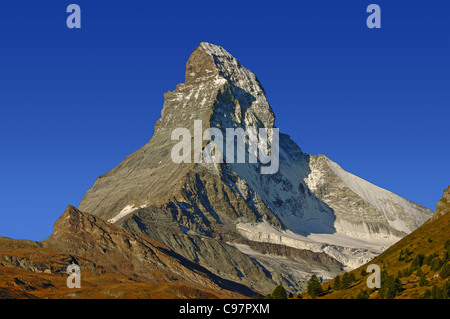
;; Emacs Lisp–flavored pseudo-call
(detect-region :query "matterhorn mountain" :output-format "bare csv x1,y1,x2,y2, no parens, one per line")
78,42,432,293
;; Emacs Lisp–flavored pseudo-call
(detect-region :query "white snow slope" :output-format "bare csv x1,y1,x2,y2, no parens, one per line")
232,153,432,270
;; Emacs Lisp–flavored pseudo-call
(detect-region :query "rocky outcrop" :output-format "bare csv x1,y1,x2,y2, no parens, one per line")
40,205,256,297
116,205,278,293
432,185,450,221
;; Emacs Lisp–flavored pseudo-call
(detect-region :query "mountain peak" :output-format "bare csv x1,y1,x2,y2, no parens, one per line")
199,41,230,55
158,42,275,134
185,42,267,98
184,43,220,84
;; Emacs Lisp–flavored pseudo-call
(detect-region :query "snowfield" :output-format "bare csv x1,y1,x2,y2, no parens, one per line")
236,221,386,270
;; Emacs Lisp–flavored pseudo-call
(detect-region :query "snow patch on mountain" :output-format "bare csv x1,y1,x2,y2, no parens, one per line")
107,205,137,224
324,156,428,232
107,203,148,224
236,221,385,269
229,242,337,289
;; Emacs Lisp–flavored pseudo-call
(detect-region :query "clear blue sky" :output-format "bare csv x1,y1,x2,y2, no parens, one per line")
0,0,449,241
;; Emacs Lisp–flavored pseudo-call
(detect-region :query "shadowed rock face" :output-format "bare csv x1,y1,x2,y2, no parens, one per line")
40,205,256,297
77,42,433,293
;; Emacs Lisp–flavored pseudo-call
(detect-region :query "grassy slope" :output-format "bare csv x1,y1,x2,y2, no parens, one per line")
0,238,244,299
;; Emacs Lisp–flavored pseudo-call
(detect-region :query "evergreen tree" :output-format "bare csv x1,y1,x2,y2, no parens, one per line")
443,250,449,263
307,275,323,299
440,263,450,279
405,267,410,277
271,284,288,299
416,267,423,277
341,273,352,289
398,249,405,261
431,257,443,272
431,285,443,299
379,275,401,299
425,253,437,266
403,247,412,261
443,281,450,299
419,273,428,287
411,254,425,270
349,273,356,282
445,239,450,252
356,289,369,299
326,285,332,293
401,267,412,277
425,254,432,266
333,275,341,290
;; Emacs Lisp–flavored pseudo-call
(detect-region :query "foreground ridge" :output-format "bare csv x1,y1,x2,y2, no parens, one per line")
311,186,449,299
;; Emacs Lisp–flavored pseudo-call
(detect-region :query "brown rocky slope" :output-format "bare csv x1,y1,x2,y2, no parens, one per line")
0,205,250,299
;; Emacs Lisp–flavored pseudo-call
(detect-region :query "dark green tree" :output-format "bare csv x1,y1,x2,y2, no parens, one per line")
356,289,369,299
443,250,449,263
402,247,412,261
307,275,323,298
341,273,352,289
431,257,443,272
440,263,450,279
398,249,406,261
379,275,401,299
425,253,437,266
419,273,428,287
349,273,356,282
411,254,425,271
333,275,341,290
445,239,450,252
431,285,443,299
401,266,413,277
326,284,332,294
271,284,288,299
416,267,423,277
443,281,450,299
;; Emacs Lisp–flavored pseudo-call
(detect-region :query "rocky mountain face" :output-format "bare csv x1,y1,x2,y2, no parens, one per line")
41,205,255,296
432,186,450,221
78,42,433,293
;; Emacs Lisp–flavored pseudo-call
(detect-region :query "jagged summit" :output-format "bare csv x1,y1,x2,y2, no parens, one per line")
162,42,275,133
186,42,267,97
